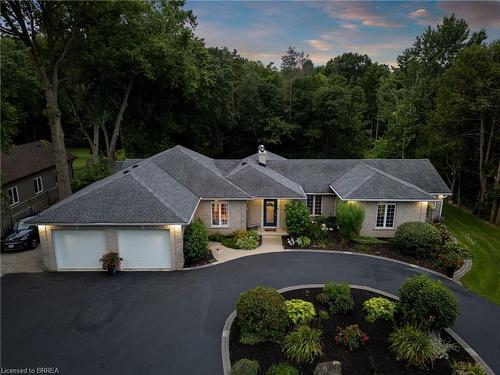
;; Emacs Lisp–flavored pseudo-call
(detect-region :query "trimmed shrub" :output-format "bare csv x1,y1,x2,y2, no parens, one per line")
285,201,311,237
285,299,316,326
315,293,330,305
318,310,330,320
323,282,354,314
389,325,434,368
336,203,365,241
335,324,369,350
394,222,441,258
451,361,486,375
397,274,459,330
183,218,210,262
296,236,312,248
231,359,260,375
283,325,323,364
236,286,289,344
208,232,226,242
306,221,330,244
265,363,299,375
235,231,260,250
363,297,396,323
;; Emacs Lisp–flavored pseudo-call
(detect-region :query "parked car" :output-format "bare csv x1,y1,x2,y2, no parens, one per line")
1,216,39,251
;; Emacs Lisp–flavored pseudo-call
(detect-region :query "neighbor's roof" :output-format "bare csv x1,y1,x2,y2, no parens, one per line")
1,140,75,184
30,145,450,225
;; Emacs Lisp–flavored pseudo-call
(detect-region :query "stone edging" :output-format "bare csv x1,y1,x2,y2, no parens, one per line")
453,259,472,283
221,284,493,375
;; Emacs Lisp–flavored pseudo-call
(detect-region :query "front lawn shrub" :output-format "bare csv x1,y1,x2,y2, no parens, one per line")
285,201,310,237
451,361,486,375
336,202,365,241
236,286,289,344
235,231,260,250
183,218,210,262
394,222,441,258
284,299,316,326
428,332,458,361
434,222,452,244
362,297,396,323
296,236,311,248
323,282,354,314
265,362,299,375
397,274,459,330
318,310,330,320
435,251,465,277
335,324,369,350
231,359,260,375
306,221,329,243
208,232,226,242
389,325,434,368
282,325,323,364
315,293,330,305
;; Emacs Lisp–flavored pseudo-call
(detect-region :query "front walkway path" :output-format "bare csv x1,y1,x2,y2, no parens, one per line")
210,235,284,263
2,252,499,375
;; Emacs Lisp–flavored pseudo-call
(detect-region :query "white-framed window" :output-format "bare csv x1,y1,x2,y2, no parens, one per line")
7,186,19,206
376,203,396,228
211,201,229,227
306,195,322,216
34,176,44,194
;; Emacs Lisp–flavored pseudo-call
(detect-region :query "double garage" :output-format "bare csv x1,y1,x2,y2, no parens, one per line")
48,227,176,270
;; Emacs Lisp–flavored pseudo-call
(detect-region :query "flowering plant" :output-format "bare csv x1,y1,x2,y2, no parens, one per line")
287,237,296,247
335,324,369,350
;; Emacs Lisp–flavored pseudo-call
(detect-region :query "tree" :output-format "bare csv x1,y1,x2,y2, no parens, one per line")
0,1,92,199
324,52,372,84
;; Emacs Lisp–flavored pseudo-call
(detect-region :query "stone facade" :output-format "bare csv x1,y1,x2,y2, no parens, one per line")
38,224,183,271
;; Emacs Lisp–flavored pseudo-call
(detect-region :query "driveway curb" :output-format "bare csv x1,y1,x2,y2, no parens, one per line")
221,284,494,375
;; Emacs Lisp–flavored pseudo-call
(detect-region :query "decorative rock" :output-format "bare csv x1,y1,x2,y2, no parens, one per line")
313,361,341,375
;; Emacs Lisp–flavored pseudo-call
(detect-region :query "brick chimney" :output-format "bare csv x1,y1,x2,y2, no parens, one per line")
258,145,266,166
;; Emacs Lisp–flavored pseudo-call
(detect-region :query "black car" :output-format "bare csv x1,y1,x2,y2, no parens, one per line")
1,216,39,251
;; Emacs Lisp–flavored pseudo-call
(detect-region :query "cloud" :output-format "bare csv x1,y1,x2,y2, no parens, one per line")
341,23,358,31
308,39,332,51
409,9,428,19
439,1,500,28
319,2,401,28
362,20,400,28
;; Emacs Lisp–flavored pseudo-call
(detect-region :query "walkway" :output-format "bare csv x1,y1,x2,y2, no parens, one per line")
2,252,499,375
210,235,284,263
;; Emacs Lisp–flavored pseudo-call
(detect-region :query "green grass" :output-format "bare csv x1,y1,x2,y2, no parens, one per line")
221,236,240,249
443,203,500,304
68,147,92,170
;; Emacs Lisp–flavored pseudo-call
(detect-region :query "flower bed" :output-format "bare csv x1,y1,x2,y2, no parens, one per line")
229,287,477,375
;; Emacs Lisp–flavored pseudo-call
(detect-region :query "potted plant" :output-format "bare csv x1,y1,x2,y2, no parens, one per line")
99,251,123,275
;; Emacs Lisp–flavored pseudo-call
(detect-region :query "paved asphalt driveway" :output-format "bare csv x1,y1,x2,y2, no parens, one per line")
2,252,499,375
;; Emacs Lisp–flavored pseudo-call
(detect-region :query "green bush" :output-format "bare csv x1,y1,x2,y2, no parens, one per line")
318,310,330,320
451,361,486,375
397,274,459,330
394,222,441,259
236,286,289,344
363,297,396,323
283,325,323,364
306,220,330,244
315,293,330,305
208,232,226,242
265,363,299,375
389,325,434,368
235,231,260,250
71,161,110,192
323,282,354,314
335,324,369,350
221,236,239,249
336,203,365,241
231,359,260,375
296,236,312,248
285,201,311,237
285,299,316,325
183,218,210,262
354,236,388,245
434,223,452,244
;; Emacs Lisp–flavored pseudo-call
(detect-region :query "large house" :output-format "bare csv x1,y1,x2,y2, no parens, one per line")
30,145,450,271
1,140,75,235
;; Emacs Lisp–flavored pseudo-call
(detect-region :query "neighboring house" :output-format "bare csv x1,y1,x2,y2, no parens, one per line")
1,140,75,235
30,145,450,272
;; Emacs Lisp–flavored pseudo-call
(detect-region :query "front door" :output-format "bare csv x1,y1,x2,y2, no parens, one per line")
263,199,278,227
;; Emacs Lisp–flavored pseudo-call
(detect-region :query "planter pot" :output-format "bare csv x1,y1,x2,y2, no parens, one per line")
106,267,118,275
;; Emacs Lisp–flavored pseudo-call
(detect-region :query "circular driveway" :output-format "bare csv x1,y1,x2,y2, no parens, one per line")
2,251,499,375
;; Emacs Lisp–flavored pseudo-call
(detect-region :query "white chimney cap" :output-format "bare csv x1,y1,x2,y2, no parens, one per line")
258,145,265,152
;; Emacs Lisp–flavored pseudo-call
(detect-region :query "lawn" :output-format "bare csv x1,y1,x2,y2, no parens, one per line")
443,203,500,304
68,147,92,170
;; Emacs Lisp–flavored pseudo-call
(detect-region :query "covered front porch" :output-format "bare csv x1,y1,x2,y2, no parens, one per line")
246,198,294,232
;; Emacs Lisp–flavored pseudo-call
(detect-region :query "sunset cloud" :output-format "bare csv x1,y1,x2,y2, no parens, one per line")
409,9,428,19
308,39,332,51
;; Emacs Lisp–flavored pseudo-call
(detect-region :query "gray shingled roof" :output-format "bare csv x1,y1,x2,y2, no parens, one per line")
30,145,450,225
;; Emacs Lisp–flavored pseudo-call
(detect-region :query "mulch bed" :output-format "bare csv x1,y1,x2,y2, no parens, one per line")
282,235,442,275
183,252,217,268
230,288,473,375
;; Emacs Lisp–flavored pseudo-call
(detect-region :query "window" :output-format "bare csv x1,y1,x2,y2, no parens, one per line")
7,186,19,206
376,203,396,228
211,201,228,226
306,195,322,215
34,176,43,194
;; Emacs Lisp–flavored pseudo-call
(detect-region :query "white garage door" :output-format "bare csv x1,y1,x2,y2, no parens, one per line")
117,230,171,269
53,230,107,269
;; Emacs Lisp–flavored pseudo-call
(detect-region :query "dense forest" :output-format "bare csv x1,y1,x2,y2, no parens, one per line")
1,1,499,224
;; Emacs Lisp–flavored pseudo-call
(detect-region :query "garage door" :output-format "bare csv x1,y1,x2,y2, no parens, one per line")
117,230,171,269
53,230,107,269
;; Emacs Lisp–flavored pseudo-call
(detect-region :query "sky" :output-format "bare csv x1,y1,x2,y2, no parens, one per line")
186,1,500,67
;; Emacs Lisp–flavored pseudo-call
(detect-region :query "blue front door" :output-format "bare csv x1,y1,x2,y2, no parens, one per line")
263,199,278,227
